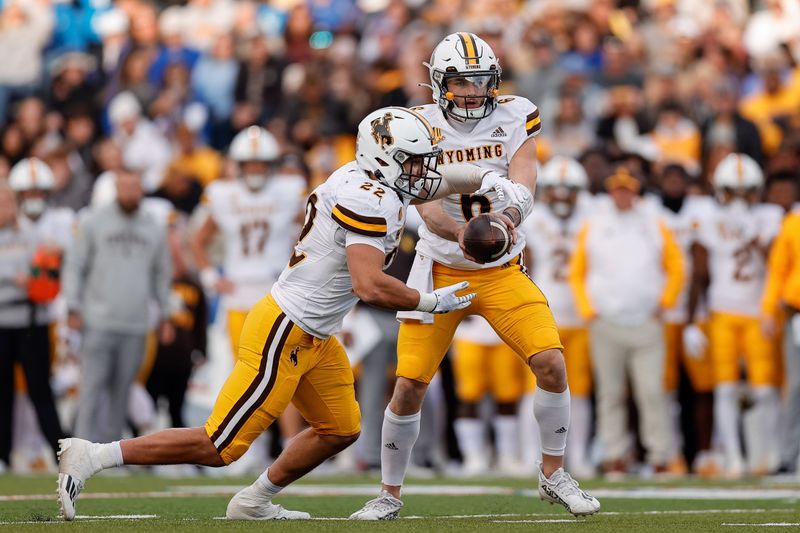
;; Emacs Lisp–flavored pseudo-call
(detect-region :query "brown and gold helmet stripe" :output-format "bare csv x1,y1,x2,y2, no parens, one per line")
458,32,480,66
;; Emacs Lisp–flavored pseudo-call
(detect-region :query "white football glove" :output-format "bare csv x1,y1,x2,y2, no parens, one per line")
416,281,476,314
477,172,524,204
682,324,708,359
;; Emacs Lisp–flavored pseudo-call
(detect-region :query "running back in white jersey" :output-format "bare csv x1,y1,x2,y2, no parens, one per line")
523,205,585,328
412,97,541,270
271,162,408,339
204,175,305,309
652,195,713,324
696,202,783,317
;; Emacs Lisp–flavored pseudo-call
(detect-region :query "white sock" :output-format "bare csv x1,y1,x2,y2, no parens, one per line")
454,417,485,460
714,383,743,467
518,393,541,470
254,468,283,501
381,407,420,487
567,395,591,468
750,386,780,471
534,386,570,457
92,441,124,469
492,415,519,460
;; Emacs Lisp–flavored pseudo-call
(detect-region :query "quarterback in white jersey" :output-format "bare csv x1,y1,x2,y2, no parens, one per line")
192,126,305,359
56,106,525,522
693,153,783,476
353,32,598,522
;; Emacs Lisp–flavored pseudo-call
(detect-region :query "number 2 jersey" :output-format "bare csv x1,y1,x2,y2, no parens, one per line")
412,97,541,270
204,175,305,310
695,202,783,317
271,161,409,339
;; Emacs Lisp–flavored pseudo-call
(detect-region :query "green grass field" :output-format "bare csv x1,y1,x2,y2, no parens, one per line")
1,473,798,532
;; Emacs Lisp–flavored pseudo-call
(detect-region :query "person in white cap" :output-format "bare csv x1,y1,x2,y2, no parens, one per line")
107,91,172,192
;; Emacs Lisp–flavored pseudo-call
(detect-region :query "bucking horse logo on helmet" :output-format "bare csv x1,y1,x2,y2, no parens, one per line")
371,112,394,149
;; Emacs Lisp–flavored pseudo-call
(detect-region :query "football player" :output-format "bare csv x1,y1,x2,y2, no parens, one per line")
352,33,599,520
691,153,783,477
523,156,593,478
192,126,305,360
55,106,520,521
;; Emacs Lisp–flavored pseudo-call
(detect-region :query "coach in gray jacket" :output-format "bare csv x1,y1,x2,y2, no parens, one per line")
62,171,173,442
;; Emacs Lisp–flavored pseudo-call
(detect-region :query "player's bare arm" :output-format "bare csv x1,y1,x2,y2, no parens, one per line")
191,214,233,294
347,243,474,313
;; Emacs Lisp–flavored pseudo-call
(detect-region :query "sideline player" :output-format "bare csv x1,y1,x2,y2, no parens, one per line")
351,33,599,520
523,156,593,478
192,126,305,359
56,106,520,521
691,153,783,477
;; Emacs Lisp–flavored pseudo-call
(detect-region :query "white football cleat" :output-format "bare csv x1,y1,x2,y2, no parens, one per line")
349,490,403,520
56,438,103,521
226,485,310,520
538,465,600,516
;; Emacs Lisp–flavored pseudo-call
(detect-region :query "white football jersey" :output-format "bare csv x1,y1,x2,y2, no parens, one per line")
28,207,75,250
523,205,585,328
272,162,409,339
412,97,541,270
205,175,305,310
651,195,713,324
696,202,783,317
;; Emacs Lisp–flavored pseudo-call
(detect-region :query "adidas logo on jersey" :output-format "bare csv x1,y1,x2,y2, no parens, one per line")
555,426,567,434
491,126,507,138
385,442,399,450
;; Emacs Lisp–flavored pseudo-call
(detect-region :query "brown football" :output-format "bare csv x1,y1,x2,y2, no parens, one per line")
462,214,511,264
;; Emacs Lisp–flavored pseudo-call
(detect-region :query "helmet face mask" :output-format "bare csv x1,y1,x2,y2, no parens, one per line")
427,33,502,122
356,107,443,201
390,150,442,200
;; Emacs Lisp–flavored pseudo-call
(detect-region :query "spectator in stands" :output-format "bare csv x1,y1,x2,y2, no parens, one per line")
107,91,172,192
191,32,238,149
62,170,173,442
570,166,684,476
233,33,286,129
701,79,763,170
0,0,54,127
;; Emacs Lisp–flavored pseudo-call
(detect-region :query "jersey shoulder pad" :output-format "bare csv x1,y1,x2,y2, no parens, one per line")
497,95,540,137
331,181,397,238
202,180,235,208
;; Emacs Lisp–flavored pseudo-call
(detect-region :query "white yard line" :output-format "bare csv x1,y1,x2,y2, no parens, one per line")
722,524,800,528
3,484,800,502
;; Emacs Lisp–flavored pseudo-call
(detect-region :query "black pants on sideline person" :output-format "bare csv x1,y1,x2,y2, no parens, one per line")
0,325,65,465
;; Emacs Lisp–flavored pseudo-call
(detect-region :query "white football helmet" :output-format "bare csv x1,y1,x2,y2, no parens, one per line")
8,158,55,192
712,153,763,210
539,156,587,218
425,32,502,122
355,107,443,200
229,126,280,190
229,126,280,163
539,156,589,190
712,153,764,191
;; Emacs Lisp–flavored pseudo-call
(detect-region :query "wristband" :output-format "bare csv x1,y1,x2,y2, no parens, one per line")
415,291,438,313
502,207,522,227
